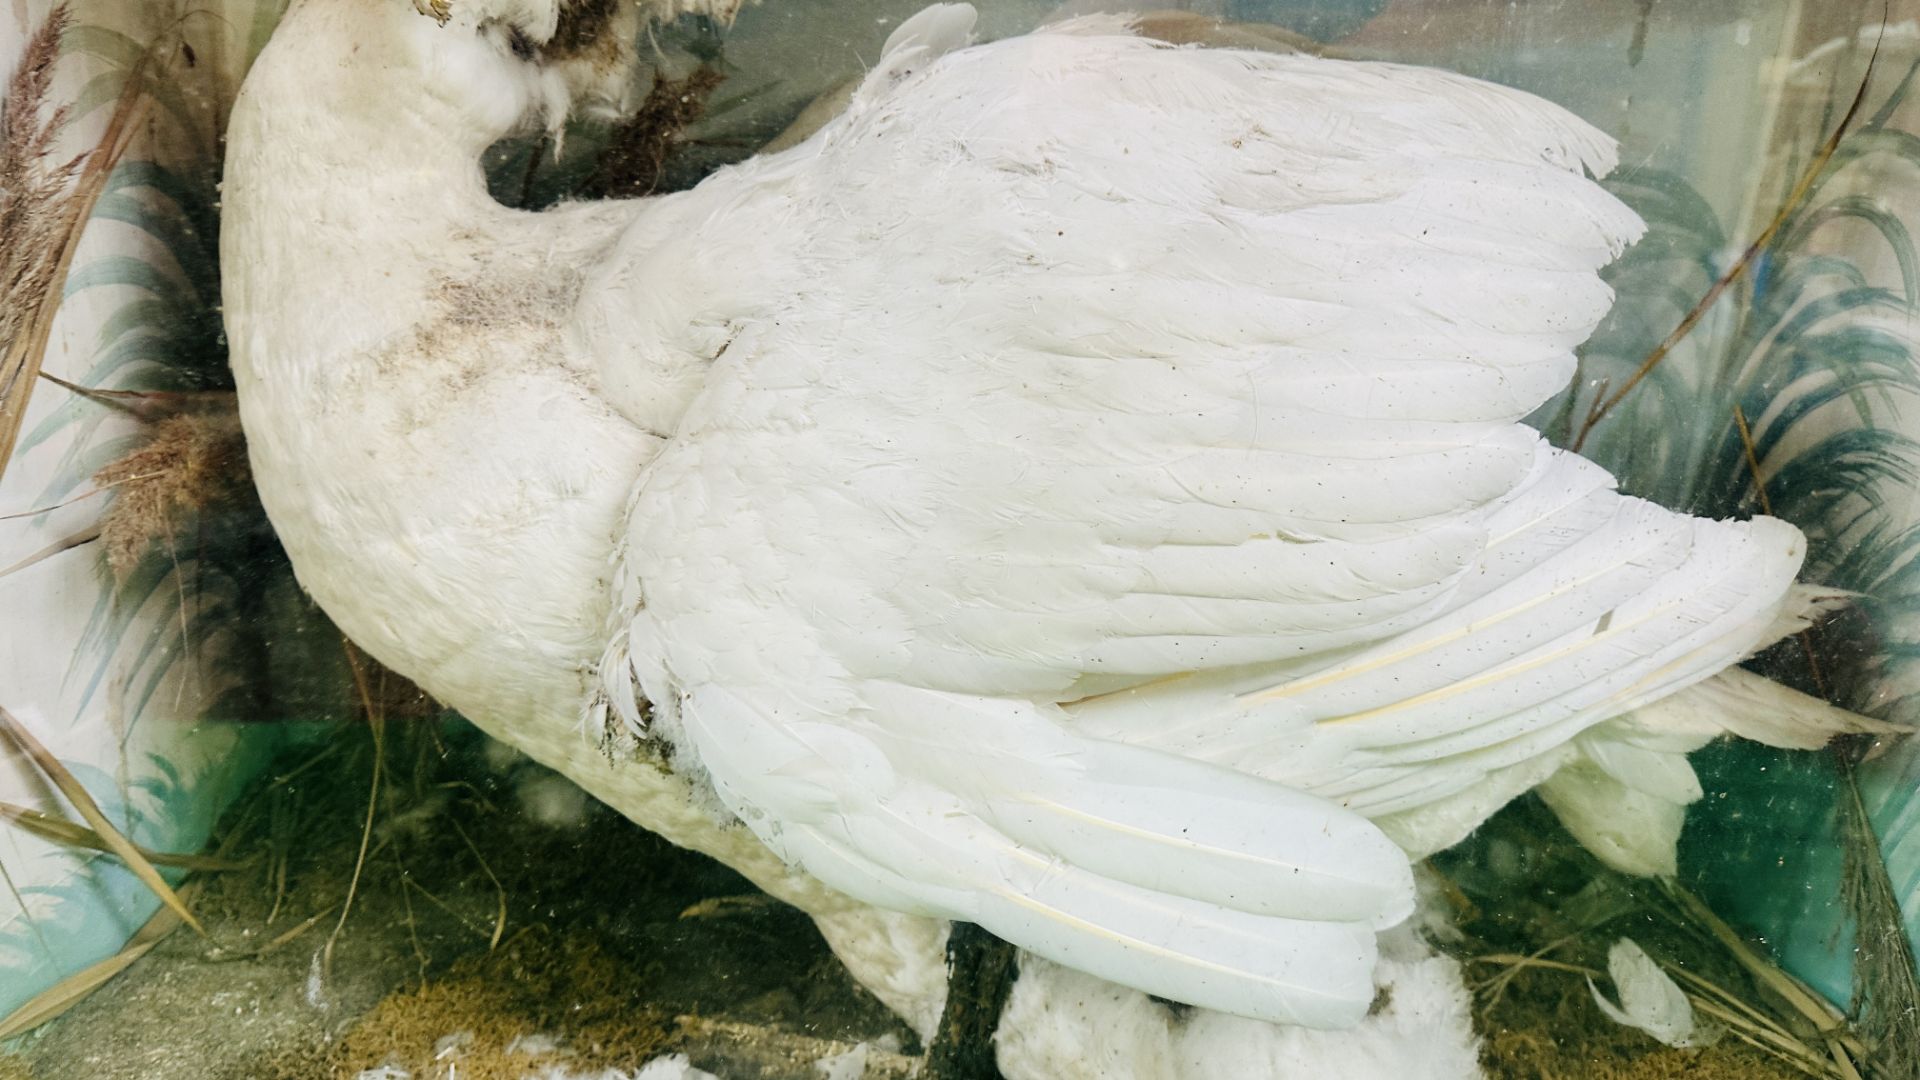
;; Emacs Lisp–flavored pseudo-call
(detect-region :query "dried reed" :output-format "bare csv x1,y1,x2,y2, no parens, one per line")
0,704,203,935
1838,757,1920,1078
0,5,82,442
0,2,152,484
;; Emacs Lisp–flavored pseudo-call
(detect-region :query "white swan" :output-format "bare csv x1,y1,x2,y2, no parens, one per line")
222,0,1878,1070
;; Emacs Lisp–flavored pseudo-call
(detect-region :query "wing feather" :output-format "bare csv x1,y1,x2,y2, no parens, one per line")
606,6,1807,1025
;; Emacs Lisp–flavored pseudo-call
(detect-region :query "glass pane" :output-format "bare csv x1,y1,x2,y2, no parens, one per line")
3,2,1915,1077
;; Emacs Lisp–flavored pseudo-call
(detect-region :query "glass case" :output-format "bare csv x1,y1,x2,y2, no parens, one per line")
2,2,1917,1078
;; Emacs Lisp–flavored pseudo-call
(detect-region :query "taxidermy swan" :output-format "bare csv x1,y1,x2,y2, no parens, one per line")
222,0,1885,1058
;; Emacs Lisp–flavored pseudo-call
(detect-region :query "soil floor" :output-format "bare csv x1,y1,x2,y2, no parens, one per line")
0,725,1821,1079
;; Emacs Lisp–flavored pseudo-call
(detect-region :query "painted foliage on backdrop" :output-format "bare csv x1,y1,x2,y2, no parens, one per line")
0,0,296,1022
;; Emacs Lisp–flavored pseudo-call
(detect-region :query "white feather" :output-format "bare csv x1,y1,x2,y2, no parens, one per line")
1589,939,1720,1049
222,0,1887,1040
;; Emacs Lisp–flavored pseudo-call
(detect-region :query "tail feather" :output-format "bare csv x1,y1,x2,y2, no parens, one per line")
1537,756,1691,877
1541,654,1907,877
1633,665,1902,751
684,680,1416,1028
1762,583,1855,644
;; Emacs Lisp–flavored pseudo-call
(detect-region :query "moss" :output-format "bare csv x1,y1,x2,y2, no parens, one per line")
319,927,674,1080
1479,966,1806,1079
12,725,905,1080
1440,798,1846,1080
19,725,1842,1080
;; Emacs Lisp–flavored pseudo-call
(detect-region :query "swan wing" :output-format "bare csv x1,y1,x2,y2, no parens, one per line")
607,7,1754,1027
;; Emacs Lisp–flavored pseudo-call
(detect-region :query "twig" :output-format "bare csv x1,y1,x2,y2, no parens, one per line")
1661,880,1860,1048
1475,950,1851,1078
322,640,386,980
1733,403,1771,515
1732,401,1830,696
1570,29,1886,452
392,846,429,982
1684,994,1849,1078
400,876,495,942
0,778,257,1037
0,799,245,870
264,786,290,926
206,904,338,963
0,853,54,964
262,906,335,954
1663,965,1860,1079
0,521,103,578
1469,953,1600,979
35,371,229,417
268,740,344,789
447,815,507,950
0,481,124,521
1474,929,1586,1013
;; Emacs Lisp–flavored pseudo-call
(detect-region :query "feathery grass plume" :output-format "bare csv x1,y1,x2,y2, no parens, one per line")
91,408,248,579
0,2,150,486
0,4,82,459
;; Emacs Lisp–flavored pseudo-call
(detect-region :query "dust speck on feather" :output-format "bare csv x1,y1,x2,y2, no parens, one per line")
359,265,590,432
432,266,585,333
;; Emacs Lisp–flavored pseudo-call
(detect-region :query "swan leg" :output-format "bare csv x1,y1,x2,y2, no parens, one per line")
925,922,1021,1079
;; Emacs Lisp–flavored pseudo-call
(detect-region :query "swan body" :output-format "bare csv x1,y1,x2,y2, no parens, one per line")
224,0,1880,1055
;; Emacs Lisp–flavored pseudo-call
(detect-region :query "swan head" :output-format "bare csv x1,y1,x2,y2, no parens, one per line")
379,0,642,146
295,0,637,151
